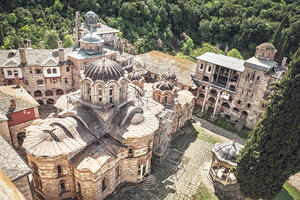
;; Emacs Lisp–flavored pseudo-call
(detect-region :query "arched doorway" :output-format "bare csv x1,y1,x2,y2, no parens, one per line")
241,111,248,121
45,90,53,96
17,132,26,147
37,99,44,105
34,90,42,97
47,99,55,104
56,89,64,96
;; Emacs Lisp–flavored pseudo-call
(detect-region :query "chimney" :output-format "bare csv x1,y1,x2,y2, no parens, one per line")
10,99,16,111
214,44,219,54
40,41,45,49
75,11,81,46
58,48,65,63
58,40,63,48
14,74,20,88
19,48,27,64
28,40,31,48
23,39,28,49
224,45,229,56
281,57,287,67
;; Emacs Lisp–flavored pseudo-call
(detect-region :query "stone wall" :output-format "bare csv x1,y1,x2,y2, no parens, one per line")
13,176,33,200
0,120,11,144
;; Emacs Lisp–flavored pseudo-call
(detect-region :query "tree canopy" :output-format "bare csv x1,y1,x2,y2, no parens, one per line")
236,48,300,199
44,30,58,49
227,48,244,59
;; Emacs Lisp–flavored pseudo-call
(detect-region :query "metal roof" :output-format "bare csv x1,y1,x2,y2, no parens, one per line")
196,52,245,72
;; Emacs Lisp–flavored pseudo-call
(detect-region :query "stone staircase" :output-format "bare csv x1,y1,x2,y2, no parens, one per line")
140,175,157,190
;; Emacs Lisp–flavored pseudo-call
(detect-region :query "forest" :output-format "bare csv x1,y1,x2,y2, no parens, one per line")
0,0,299,60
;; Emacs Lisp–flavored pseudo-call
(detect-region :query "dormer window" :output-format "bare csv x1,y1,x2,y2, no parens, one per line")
53,68,57,74
47,68,52,74
7,70,12,75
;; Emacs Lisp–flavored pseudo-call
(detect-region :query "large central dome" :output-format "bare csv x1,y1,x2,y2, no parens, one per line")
84,58,125,82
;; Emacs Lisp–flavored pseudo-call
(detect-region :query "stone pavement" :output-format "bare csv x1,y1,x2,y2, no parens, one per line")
109,123,230,200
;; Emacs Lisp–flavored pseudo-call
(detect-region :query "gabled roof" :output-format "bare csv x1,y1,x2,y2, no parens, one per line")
0,85,39,121
0,135,31,181
196,52,245,72
4,59,18,67
41,58,58,66
135,51,197,86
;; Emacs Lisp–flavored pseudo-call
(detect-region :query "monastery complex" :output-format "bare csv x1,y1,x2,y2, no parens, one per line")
0,11,288,200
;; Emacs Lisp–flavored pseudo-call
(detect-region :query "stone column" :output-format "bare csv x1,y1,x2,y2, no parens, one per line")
201,86,209,113
213,90,221,117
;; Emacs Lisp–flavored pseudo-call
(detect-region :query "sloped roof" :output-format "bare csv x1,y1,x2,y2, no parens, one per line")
196,52,245,72
244,57,278,71
212,141,243,166
0,85,39,121
0,48,73,67
177,90,195,105
135,51,197,86
0,135,31,181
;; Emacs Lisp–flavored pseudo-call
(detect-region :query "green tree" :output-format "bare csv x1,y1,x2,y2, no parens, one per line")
44,30,59,49
7,13,17,24
191,43,223,58
227,48,243,59
63,34,74,48
181,37,194,55
236,48,300,200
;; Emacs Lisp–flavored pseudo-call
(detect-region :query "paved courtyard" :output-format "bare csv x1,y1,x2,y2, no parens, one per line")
109,120,233,200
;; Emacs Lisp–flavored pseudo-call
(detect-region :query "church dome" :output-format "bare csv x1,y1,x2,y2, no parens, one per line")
84,58,125,82
85,11,97,17
160,72,177,81
80,33,103,43
128,73,142,81
257,42,276,51
154,81,174,91
212,141,242,164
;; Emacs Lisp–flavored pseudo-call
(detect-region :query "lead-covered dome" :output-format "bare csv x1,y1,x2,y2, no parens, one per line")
84,58,125,82
80,33,103,43
160,71,177,81
128,73,142,81
212,141,242,165
154,80,174,91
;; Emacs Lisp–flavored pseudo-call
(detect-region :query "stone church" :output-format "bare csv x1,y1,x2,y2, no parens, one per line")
22,56,195,199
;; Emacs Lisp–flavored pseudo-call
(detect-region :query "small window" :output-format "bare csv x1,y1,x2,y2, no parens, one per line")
57,166,62,177
128,147,133,158
47,68,52,74
24,80,29,85
202,86,205,89
109,88,113,96
233,107,239,112
115,166,120,179
51,79,56,84
261,52,265,59
238,100,241,104
199,64,204,70
66,67,70,72
247,103,251,108
7,70,12,75
102,178,107,192
13,70,18,75
65,78,68,83
99,97,102,102
35,69,42,74
52,68,57,74
225,114,231,120
60,180,66,191
199,93,205,98
37,80,44,85
30,68,33,74
208,66,212,72
257,76,260,81
110,97,113,103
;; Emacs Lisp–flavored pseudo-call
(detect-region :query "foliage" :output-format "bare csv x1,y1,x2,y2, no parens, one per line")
0,0,299,60
227,48,244,59
44,30,59,49
63,34,74,48
181,36,194,55
274,183,300,200
236,48,300,199
191,183,218,200
191,43,224,58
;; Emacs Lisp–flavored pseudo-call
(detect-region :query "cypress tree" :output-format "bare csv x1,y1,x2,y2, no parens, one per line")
236,48,300,200
271,16,288,59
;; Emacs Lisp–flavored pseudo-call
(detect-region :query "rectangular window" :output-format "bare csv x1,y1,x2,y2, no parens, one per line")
102,178,107,191
109,89,113,96
65,78,68,84
110,97,113,103
7,70,12,75
52,79,56,84
115,166,120,179
13,70,18,75
35,69,42,74
66,67,70,72
30,68,33,74
128,147,133,158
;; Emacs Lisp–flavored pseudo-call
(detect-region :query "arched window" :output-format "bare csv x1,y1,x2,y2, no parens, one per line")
233,107,239,112
17,132,26,147
47,99,55,104
199,64,204,70
56,89,64,95
138,162,141,176
229,85,235,92
237,100,241,104
199,93,205,98
57,166,62,177
128,147,133,158
37,79,44,85
247,103,251,108
221,102,230,108
208,66,212,72
202,76,209,82
102,177,107,191
34,90,42,97
210,89,217,96
109,86,113,96
77,182,81,194
52,68,57,74
45,90,53,96
47,68,52,74
37,99,44,105
257,76,260,81
60,180,66,192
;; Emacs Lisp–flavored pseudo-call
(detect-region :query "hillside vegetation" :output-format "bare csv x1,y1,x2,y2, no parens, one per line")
0,0,299,59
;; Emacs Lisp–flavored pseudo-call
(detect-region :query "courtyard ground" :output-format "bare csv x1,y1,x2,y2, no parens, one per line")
109,118,300,200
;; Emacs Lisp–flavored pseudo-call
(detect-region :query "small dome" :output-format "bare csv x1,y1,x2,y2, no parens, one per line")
257,42,276,51
128,73,142,81
212,141,242,164
84,58,125,82
80,33,103,43
154,81,174,91
85,11,97,17
160,72,177,81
